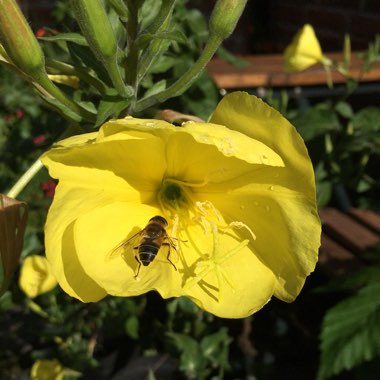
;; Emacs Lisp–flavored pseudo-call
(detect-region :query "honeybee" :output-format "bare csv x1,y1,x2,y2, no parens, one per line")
106,215,178,277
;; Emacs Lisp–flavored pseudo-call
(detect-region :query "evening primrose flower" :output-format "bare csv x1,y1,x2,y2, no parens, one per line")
284,24,324,72
31,359,64,380
19,255,57,298
41,92,321,318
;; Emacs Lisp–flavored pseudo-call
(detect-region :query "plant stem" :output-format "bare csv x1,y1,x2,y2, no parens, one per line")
6,158,43,199
34,71,96,122
134,34,223,113
125,1,140,96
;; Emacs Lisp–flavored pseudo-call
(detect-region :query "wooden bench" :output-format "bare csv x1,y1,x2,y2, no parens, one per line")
207,52,380,89
318,208,380,278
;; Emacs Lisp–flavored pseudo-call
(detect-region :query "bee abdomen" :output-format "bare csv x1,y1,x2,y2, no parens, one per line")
138,244,159,266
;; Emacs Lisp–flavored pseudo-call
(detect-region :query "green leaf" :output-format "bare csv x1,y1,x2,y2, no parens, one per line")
352,107,380,133
124,315,139,339
316,181,332,207
40,95,82,123
167,332,206,378
96,92,130,127
200,327,231,368
40,33,88,46
335,101,354,119
318,282,380,380
136,30,187,49
217,46,249,68
142,79,166,98
293,107,341,141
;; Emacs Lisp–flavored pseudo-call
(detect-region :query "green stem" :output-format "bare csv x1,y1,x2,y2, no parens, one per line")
103,56,133,97
134,34,223,113
34,71,96,122
46,59,107,94
6,158,43,199
125,1,140,102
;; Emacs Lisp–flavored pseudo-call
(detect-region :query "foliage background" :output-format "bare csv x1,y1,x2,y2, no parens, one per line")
1,1,380,379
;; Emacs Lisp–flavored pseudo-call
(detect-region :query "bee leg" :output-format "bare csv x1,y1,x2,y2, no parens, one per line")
134,255,141,278
162,243,177,271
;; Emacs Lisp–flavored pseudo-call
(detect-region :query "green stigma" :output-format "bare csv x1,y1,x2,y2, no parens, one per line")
158,179,192,217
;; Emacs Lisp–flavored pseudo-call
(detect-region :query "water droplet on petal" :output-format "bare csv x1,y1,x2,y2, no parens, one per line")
146,122,154,127
269,186,274,191
265,205,271,212
125,115,133,119
240,204,245,210
261,154,269,164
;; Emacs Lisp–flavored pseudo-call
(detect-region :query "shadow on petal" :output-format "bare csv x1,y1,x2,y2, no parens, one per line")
62,221,107,302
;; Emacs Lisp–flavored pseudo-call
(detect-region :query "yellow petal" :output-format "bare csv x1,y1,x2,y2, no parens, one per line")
195,179,319,302
73,202,184,298
180,223,276,318
164,122,284,184
284,24,323,71
41,130,166,193
31,359,64,380
44,183,121,301
19,255,57,298
211,92,317,196
208,92,320,301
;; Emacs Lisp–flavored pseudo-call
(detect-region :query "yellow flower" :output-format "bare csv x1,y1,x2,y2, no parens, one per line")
284,24,323,72
41,92,321,318
19,255,58,298
31,359,64,380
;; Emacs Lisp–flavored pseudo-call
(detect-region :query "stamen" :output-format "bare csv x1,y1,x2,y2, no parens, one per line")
183,221,249,302
225,221,256,240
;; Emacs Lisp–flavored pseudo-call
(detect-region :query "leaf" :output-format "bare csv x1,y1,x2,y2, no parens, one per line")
167,332,206,378
200,327,231,368
39,33,88,46
67,42,113,87
96,92,130,127
217,46,249,68
335,101,354,119
316,181,332,207
352,107,380,133
136,30,187,49
124,315,139,339
292,107,341,141
142,80,166,98
318,282,380,380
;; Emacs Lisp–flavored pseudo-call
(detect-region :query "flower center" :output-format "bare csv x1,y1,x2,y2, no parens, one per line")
158,179,191,217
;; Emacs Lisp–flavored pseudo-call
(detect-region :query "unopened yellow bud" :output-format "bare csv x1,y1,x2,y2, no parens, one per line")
31,359,64,380
0,194,28,295
209,0,248,39
0,0,45,76
19,255,57,298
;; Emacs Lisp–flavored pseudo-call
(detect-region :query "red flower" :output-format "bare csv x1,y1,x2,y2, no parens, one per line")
41,180,56,198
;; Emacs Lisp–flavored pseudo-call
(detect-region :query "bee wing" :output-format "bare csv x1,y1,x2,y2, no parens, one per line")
105,231,142,261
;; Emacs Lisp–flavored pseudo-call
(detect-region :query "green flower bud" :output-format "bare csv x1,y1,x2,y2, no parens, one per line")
71,0,132,97
209,0,248,39
0,0,45,76
71,0,118,61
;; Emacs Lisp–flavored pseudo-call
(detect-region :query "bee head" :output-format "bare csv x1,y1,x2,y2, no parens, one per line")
149,215,168,226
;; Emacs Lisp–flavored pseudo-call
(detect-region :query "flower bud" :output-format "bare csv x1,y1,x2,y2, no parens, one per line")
31,359,64,380
209,0,248,39
19,255,57,298
71,0,118,61
0,194,28,295
284,24,323,72
0,0,45,76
